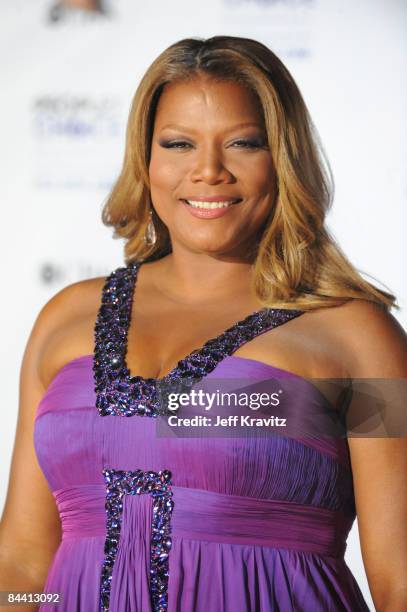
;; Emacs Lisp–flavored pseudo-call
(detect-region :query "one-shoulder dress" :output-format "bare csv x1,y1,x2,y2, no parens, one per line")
33,261,371,611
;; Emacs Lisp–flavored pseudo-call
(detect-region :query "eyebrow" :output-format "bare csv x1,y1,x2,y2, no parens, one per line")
158,122,264,134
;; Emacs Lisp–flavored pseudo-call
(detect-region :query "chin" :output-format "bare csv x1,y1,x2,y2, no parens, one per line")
183,240,236,256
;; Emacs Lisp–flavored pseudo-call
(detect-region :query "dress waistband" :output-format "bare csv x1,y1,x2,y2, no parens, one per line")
53,483,352,558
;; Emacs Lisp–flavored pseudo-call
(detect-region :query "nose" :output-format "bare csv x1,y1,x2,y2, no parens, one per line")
190,146,234,184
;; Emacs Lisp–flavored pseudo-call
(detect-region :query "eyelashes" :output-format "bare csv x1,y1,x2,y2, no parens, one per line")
233,139,267,149
158,139,267,150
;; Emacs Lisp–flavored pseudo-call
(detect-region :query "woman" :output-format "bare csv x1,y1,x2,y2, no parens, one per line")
0,35,406,612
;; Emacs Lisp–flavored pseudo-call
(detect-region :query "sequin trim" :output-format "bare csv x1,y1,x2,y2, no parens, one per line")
99,467,174,612
93,261,305,417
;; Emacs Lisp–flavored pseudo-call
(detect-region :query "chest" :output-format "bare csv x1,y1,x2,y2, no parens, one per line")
125,300,347,381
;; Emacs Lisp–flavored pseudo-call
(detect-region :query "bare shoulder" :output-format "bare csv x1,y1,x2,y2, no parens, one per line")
35,274,107,390
0,273,108,574
38,275,105,320
319,299,407,378
334,302,407,607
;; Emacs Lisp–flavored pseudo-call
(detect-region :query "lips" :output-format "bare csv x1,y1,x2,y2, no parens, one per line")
182,195,242,202
181,197,242,210
180,198,241,218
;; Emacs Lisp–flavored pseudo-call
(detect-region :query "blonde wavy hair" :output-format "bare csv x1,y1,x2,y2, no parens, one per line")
102,35,398,312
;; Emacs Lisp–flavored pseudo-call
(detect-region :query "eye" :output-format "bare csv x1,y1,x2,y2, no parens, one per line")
231,139,267,149
159,140,192,150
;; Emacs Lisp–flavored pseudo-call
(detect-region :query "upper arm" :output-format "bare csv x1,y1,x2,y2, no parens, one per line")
0,280,97,582
344,301,407,608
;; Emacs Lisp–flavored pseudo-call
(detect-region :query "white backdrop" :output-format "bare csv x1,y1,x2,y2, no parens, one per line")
1,1,406,609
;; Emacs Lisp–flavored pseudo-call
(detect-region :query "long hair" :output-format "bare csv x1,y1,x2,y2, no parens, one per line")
101,35,398,311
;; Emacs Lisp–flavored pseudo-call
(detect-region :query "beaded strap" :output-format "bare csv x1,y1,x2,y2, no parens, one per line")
93,261,305,418
99,467,174,612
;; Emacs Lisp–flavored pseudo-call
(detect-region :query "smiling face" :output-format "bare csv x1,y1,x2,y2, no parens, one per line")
148,75,277,260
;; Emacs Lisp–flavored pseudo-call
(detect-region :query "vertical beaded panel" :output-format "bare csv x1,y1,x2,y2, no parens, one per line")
99,467,174,612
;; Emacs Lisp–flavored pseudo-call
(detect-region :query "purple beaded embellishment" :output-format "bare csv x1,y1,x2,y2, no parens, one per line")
93,261,305,417
99,467,174,612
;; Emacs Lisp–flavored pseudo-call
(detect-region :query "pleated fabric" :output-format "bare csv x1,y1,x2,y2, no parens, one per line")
34,353,370,612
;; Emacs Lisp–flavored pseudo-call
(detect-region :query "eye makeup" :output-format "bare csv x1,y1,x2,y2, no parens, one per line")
157,137,268,150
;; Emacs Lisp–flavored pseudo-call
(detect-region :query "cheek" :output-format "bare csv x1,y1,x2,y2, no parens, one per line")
247,158,275,192
149,151,184,194
226,155,275,196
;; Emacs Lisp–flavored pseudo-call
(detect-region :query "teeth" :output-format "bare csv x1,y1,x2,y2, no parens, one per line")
185,200,238,209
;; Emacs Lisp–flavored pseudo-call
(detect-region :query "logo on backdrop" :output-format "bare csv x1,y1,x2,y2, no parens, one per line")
39,262,110,286
31,94,122,190
221,0,314,59
223,0,313,5
32,95,120,139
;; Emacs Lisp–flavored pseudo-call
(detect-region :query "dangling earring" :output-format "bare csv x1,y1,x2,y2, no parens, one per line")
144,208,157,246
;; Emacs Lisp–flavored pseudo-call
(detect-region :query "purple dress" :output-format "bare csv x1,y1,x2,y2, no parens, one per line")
34,262,370,611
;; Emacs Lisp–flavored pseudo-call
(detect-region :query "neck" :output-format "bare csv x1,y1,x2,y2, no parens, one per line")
149,250,258,306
